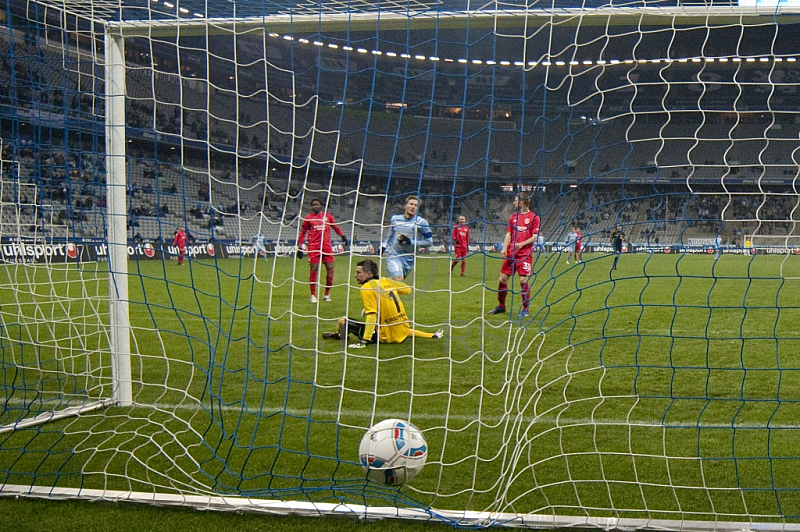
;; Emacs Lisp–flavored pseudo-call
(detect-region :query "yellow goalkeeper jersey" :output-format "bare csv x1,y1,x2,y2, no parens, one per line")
360,277,412,344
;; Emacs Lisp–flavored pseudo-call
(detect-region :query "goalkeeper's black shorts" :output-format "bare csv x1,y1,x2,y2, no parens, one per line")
344,319,378,344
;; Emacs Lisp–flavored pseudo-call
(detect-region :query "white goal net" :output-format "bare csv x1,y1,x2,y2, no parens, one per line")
4,2,800,530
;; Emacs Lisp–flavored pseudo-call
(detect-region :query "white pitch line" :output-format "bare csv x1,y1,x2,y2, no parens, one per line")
5,397,800,429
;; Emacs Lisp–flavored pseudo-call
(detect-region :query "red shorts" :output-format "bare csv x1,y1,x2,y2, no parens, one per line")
177,246,187,256
308,252,335,265
574,243,581,252
454,246,468,259
501,256,532,277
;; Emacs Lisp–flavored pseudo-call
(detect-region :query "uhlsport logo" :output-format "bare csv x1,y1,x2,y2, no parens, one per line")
66,243,78,259
144,243,156,258
206,242,215,256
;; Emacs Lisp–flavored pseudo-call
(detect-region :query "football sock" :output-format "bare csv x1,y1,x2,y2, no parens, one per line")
324,268,334,296
309,270,318,296
461,261,466,275
520,281,530,310
498,281,508,307
410,329,435,339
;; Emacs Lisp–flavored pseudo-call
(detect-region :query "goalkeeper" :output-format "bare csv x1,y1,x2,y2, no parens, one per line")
322,259,443,348
382,195,433,280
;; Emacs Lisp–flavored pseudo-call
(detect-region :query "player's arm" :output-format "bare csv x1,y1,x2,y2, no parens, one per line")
327,213,344,237
381,217,397,253
384,277,412,296
514,216,540,249
296,219,308,248
516,234,539,249
412,219,433,247
359,286,379,343
328,213,349,246
501,230,512,256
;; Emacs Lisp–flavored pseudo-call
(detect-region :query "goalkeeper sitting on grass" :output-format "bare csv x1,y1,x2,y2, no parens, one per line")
322,259,444,348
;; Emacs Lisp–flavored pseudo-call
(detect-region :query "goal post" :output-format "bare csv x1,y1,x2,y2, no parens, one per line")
6,2,800,530
104,28,132,407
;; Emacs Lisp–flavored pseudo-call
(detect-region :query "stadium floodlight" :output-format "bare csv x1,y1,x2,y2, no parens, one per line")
4,2,800,531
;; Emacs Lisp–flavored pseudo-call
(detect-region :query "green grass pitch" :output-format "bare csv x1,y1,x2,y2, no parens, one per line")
3,250,800,521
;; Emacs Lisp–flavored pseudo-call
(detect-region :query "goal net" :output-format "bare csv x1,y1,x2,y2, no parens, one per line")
5,1,800,529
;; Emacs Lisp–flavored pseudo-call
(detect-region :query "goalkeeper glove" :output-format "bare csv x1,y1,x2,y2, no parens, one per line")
397,234,411,246
296,249,304,259
341,235,349,248
348,341,367,349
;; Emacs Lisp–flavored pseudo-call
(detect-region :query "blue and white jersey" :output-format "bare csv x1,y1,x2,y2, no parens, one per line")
384,214,433,257
566,230,578,247
714,235,722,248
254,233,266,252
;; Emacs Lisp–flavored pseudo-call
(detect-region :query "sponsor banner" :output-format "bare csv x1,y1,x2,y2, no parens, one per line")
761,247,800,255
0,240,217,263
7,238,800,265
225,243,259,258
348,242,376,254
0,240,88,264
687,238,716,246
93,242,217,261
273,242,298,257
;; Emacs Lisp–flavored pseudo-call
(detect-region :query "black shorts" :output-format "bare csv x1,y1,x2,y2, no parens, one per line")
344,319,378,343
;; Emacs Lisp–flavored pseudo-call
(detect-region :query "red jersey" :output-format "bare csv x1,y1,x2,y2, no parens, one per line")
575,231,582,250
452,223,470,249
173,230,187,248
297,211,343,253
506,210,539,259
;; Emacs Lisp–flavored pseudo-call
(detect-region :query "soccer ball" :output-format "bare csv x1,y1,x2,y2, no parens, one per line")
358,419,427,486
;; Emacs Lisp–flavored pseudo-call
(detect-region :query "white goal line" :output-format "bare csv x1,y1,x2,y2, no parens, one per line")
1,484,799,532
4,397,799,430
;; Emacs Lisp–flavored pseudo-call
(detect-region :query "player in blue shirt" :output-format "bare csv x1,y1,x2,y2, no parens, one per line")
383,195,433,280
254,232,267,259
565,228,578,264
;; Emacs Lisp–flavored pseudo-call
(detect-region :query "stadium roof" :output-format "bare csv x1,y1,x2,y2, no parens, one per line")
19,0,800,26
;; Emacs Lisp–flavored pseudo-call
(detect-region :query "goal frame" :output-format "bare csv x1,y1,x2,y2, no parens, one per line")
5,4,800,530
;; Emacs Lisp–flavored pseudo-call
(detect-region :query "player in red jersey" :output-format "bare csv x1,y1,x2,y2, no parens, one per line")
173,226,187,266
296,198,349,303
450,215,470,276
487,192,540,319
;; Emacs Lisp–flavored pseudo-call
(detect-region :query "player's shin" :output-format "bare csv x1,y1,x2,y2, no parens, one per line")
309,269,318,296
498,282,508,306
325,267,334,295
520,281,530,310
